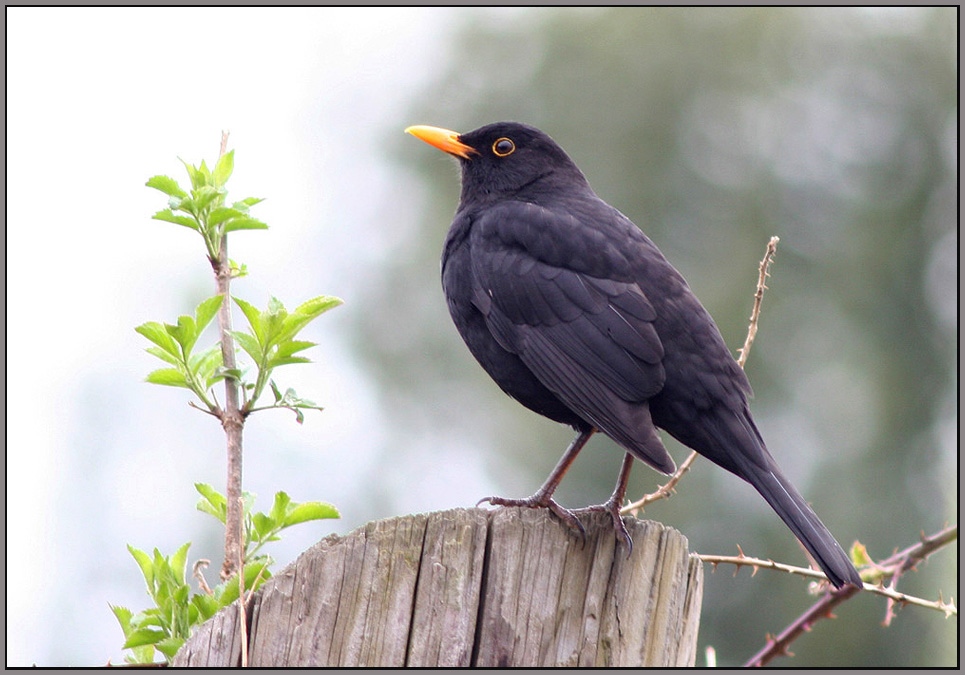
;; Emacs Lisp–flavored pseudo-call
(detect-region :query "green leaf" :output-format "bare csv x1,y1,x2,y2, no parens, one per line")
146,346,181,366
212,149,234,187
126,645,157,665
269,491,291,524
172,583,190,613
197,159,212,181
252,512,275,540
223,217,269,232
268,356,311,368
146,175,187,198
178,157,213,191
151,548,173,589
244,558,272,588
152,209,200,231
214,576,241,607
136,322,181,358
260,298,289,348
195,482,223,503
270,379,283,403
228,259,249,279
128,545,155,589
180,158,206,190
123,627,167,649
175,196,198,216
232,197,265,214
145,368,190,388
207,206,244,227
218,367,244,382
155,636,185,660
170,542,191,585
195,483,227,523
194,185,224,213
134,610,165,628
111,604,134,637
191,593,220,621
169,314,199,358
194,295,224,333
229,330,263,364
277,295,343,343
273,340,315,359
296,295,344,317
233,297,264,344
196,501,223,523
190,344,224,383
283,501,340,526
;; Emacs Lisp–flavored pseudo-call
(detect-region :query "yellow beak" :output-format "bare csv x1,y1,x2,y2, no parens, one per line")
405,125,477,159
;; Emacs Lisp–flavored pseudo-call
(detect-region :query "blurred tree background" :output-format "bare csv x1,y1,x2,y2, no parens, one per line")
354,7,957,667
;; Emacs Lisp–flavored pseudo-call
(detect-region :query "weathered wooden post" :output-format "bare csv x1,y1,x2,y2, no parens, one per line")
173,507,703,667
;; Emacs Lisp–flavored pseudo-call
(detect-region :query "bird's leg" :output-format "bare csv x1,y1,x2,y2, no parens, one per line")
574,452,635,553
478,428,595,538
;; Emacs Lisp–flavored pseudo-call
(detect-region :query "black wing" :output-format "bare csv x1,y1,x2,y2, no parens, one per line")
468,200,676,473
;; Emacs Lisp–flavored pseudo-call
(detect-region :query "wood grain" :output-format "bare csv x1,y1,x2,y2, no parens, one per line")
172,507,702,667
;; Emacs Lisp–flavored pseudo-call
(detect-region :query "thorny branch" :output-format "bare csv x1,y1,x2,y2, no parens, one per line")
739,525,958,667
737,236,779,369
621,236,780,516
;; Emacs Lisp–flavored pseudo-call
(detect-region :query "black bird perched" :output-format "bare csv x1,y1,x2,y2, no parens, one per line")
406,122,862,589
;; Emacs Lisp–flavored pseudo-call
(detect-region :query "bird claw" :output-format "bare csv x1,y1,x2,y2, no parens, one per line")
574,500,633,555
477,494,587,540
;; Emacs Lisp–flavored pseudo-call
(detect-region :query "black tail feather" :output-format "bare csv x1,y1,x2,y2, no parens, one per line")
739,458,862,588
678,408,863,589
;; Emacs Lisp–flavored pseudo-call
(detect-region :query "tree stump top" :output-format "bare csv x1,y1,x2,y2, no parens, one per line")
173,507,703,667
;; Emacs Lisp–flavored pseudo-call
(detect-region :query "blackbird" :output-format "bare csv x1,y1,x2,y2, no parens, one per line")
406,122,861,588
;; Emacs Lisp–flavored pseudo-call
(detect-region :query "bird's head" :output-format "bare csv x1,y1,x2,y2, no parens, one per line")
405,122,590,205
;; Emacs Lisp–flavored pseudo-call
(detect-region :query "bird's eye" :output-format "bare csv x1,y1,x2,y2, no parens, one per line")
492,138,515,157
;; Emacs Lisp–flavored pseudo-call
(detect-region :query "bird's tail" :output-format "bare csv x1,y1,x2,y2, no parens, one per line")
693,409,862,589
738,457,862,588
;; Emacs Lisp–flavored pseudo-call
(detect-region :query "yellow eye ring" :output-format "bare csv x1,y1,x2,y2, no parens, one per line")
492,138,515,157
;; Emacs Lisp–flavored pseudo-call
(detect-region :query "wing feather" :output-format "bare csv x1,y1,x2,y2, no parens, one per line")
469,201,674,471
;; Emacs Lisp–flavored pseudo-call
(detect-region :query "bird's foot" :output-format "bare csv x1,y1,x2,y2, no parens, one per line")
573,498,633,554
477,494,586,540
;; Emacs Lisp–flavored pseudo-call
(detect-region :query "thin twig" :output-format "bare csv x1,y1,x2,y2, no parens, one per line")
192,559,213,596
622,237,780,515
698,552,957,615
699,547,831,582
737,236,779,369
621,450,698,515
741,525,957,667
187,401,221,419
